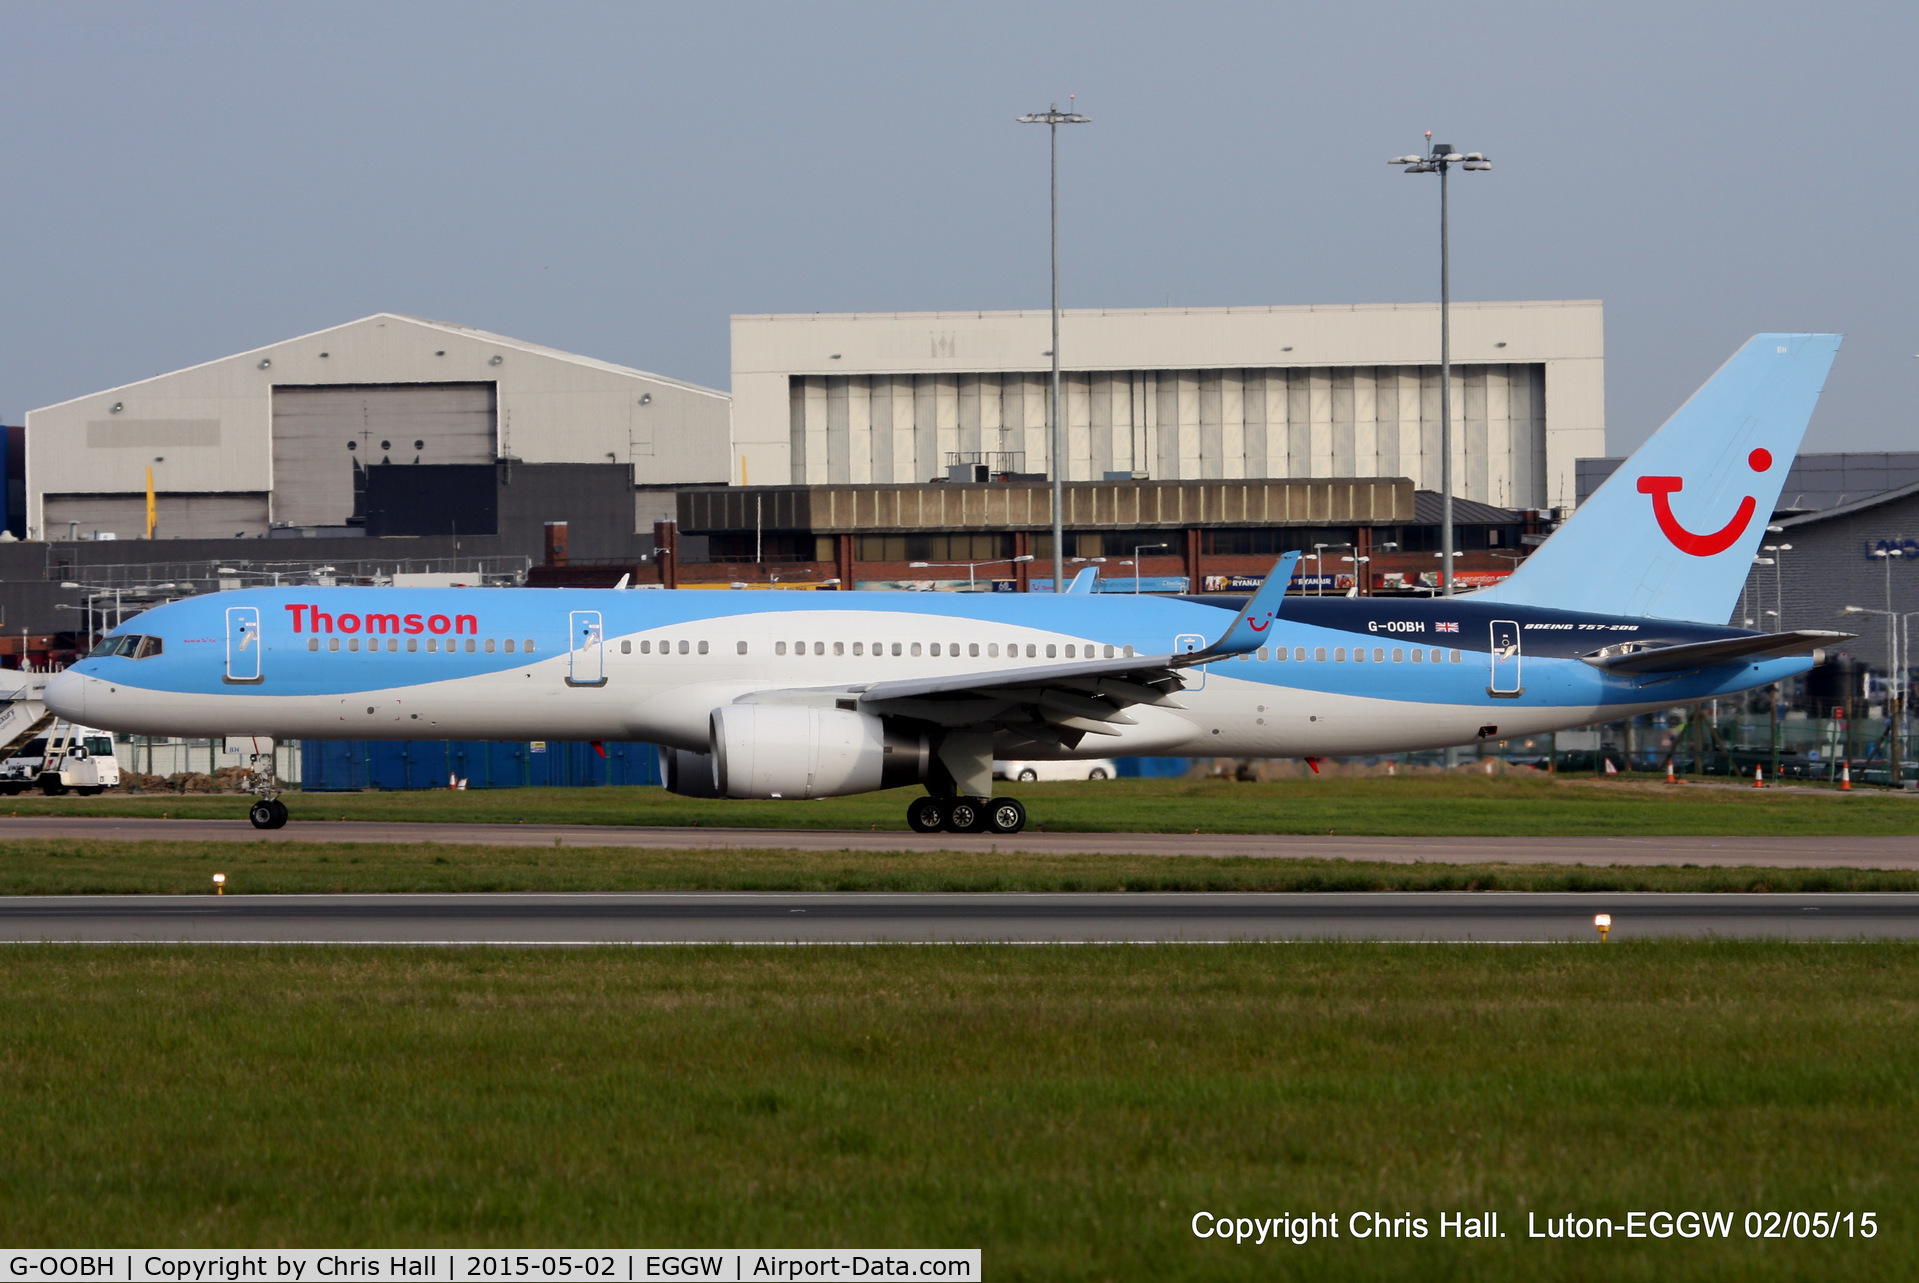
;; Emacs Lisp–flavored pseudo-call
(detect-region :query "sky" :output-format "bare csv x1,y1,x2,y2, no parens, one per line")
1,1,1914,455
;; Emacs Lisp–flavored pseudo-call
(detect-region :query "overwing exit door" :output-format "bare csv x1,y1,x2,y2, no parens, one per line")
567,610,607,687
1488,620,1523,698
224,606,263,685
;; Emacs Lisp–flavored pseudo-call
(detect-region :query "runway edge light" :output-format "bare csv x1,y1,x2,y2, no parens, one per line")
213,873,226,896
1594,913,1611,943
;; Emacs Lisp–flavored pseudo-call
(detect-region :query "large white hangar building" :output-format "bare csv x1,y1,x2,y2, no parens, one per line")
24,314,731,540
732,299,1604,511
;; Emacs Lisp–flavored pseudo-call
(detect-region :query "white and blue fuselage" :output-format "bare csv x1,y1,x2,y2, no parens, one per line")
46,584,1808,758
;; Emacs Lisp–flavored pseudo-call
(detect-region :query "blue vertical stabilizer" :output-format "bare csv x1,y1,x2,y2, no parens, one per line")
1477,333,1841,624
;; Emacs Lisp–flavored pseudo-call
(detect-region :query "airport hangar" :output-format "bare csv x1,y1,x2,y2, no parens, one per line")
667,298,1601,591
8,299,1599,657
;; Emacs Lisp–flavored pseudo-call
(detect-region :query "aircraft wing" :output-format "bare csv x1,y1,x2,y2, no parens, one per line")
742,554,1298,748
1581,629,1851,675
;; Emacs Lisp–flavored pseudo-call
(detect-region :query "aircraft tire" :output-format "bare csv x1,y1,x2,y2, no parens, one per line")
986,797,1026,835
906,797,946,833
248,800,279,830
944,797,988,833
267,799,289,829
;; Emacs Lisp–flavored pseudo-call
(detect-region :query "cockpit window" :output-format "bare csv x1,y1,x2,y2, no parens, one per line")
89,634,161,659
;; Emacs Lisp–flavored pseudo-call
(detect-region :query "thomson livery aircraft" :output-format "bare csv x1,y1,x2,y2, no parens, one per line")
47,334,1847,834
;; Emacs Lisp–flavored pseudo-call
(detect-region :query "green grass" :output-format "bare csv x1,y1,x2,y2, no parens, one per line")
18,774,1919,835
6,838,1919,896
1,944,1915,1280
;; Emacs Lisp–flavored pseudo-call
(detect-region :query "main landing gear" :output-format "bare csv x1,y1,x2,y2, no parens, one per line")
906,794,1026,835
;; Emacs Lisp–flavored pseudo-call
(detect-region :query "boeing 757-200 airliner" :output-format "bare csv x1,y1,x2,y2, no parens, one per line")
46,334,1848,834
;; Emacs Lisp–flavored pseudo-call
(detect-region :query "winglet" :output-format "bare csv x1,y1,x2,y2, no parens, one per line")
1064,567,1098,594
1182,553,1298,664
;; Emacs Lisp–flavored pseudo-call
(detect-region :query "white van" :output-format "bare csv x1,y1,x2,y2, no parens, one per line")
0,721,121,795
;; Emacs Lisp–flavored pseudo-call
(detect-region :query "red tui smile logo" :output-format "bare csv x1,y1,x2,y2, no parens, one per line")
1637,448,1773,557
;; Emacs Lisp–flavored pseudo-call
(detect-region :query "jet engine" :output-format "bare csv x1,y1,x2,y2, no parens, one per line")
660,747,724,798
710,704,927,799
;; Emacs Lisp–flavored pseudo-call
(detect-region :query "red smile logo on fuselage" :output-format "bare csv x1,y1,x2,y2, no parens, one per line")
1637,448,1772,557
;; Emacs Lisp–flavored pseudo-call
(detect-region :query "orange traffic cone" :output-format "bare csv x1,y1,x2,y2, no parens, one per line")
1665,758,1678,784
1753,765,1765,789
1841,761,1853,791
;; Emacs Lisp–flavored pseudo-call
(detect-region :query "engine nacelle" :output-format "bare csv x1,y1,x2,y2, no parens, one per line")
660,746,724,798
710,704,926,799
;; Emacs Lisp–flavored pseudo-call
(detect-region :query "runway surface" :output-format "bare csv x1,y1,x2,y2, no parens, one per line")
5,891,1918,943
2,814,1915,868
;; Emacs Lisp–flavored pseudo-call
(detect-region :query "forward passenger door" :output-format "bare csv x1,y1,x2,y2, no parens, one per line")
567,610,607,687
224,606,263,685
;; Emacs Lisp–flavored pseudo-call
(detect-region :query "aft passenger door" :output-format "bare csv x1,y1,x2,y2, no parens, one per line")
224,606,263,685
1174,632,1207,690
566,610,607,687
1488,620,1522,698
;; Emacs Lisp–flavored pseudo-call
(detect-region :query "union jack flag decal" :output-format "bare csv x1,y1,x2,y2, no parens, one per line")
1436,621,1460,633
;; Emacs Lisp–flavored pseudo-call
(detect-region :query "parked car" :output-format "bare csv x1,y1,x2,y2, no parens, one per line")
993,758,1118,782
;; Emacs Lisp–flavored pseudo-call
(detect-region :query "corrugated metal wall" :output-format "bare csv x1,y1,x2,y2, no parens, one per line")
789,364,1547,508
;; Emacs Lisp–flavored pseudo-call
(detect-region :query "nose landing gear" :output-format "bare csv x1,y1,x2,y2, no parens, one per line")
248,798,289,830
237,739,289,830
904,795,1026,835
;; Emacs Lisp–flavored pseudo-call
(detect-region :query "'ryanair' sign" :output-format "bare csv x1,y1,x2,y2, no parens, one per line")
1864,538,1919,561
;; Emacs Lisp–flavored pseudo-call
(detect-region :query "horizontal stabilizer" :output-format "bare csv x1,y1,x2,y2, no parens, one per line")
1581,629,1851,675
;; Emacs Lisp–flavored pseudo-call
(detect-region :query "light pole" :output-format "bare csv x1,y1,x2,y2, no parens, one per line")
1845,601,1905,788
1340,554,1370,596
1019,99,1091,596
1763,533,1793,629
1131,542,1169,594
1873,546,1903,681
908,554,1035,591
1392,136,1492,597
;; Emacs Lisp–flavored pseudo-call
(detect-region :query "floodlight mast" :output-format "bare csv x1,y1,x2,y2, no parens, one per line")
1391,136,1492,596
1019,101,1091,593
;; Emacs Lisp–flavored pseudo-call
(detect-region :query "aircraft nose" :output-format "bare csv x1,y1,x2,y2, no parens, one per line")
44,670,86,721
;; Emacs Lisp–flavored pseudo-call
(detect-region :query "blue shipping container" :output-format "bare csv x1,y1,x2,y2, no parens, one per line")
302,740,662,791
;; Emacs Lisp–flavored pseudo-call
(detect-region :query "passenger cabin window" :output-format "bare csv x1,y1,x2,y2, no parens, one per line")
738,641,749,655
619,640,631,654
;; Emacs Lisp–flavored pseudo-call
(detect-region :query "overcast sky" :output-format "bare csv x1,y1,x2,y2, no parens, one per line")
2,1,1913,456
